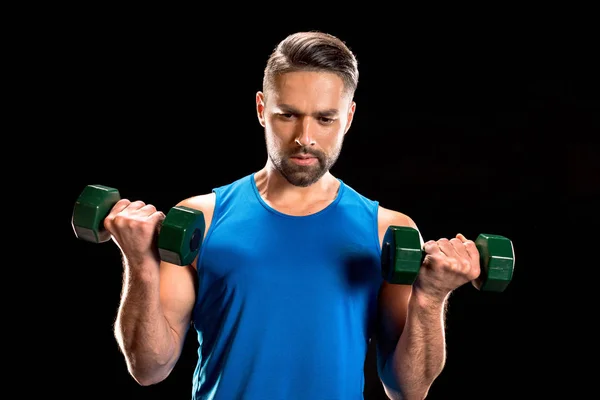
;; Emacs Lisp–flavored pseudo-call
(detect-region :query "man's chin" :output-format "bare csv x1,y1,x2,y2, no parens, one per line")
283,170,323,187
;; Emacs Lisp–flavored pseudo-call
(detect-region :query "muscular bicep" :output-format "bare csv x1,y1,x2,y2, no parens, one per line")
159,261,198,347
375,206,419,367
375,282,412,361
158,192,215,350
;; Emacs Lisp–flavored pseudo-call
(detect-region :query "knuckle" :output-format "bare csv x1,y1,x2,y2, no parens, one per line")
112,214,128,227
115,198,130,207
460,258,471,270
448,259,459,270
465,241,477,250
427,254,447,271
103,217,112,230
429,253,445,266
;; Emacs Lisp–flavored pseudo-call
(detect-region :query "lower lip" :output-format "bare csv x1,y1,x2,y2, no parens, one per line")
291,157,317,165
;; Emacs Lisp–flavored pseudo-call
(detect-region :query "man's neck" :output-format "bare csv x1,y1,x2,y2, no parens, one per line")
253,165,340,216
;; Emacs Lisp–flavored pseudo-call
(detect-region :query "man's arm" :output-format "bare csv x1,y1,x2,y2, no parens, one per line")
113,193,215,385
374,207,448,400
114,259,197,385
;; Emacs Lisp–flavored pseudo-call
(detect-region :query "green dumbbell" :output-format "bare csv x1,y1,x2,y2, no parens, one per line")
380,226,514,292
72,184,205,266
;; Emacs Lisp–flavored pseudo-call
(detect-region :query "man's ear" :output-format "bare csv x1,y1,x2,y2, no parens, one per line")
344,101,356,135
256,91,266,127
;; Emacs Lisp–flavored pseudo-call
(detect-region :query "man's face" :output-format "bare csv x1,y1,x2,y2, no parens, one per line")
256,71,356,187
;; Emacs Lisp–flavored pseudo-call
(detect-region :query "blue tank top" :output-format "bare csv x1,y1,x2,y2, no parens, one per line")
191,173,383,399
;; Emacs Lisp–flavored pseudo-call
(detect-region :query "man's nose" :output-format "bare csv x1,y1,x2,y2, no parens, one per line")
295,118,316,146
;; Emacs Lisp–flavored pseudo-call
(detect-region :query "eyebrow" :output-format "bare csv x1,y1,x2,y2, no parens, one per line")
278,103,339,117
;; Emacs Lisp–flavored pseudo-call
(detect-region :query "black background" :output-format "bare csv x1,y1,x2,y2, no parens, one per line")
59,15,598,400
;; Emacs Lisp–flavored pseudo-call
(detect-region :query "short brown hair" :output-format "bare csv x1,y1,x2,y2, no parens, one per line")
263,31,359,97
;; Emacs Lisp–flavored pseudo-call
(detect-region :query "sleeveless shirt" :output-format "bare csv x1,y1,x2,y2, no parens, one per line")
191,173,383,399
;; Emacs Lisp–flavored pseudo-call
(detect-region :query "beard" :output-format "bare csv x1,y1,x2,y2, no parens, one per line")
266,136,343,187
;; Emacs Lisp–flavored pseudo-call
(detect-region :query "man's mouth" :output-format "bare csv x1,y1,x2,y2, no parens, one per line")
290,155,318,165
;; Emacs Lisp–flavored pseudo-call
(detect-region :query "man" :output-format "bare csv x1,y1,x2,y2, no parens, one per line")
106,31,482,399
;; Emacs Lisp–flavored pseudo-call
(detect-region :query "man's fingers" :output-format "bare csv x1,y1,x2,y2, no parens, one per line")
456,233,479,264
423,240,441,255
107,199,131,218
138,204,159,217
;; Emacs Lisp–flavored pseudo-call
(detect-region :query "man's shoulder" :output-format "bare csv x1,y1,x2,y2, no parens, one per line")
377,205,418,230
177,192,216,210
337,179,418,230
173,173,254,214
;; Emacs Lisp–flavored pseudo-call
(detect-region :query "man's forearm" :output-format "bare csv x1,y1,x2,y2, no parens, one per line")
381,290,449,399
114,261,178,385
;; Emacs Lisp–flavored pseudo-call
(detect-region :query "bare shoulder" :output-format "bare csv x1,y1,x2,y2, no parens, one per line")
175,192,217,233
377,205,418,245
176,192,216,214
